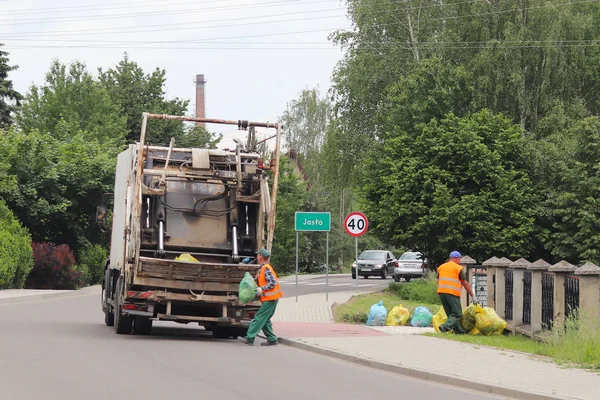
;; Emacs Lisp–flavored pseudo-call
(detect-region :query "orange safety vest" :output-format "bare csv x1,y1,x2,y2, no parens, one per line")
437,261,464,297
257,263,283,302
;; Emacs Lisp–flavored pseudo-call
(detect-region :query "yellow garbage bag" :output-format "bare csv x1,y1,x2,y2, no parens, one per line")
175,253,200,263
461,304,484,332
432,307,448,333
468,326,482,335
386,305,410,326
475,307,507,335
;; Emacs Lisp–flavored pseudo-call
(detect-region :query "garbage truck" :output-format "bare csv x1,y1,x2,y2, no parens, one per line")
98,112,282,338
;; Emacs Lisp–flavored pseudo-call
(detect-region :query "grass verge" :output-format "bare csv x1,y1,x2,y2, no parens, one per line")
428,311,600,370
333,291,440,324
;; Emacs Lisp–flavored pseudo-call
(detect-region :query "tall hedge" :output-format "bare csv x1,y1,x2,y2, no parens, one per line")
0,199,33,288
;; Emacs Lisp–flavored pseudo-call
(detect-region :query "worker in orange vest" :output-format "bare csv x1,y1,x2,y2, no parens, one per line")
437,251,478,334
238,248,282,346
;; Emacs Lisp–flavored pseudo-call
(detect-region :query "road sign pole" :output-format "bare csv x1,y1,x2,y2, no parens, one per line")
355,237,358,293
295,231,299,303
326,231,329,302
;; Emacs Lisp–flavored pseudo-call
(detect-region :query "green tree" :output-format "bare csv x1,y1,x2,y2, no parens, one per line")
0,199,33,289
0,44,23,129
0,127,117,253
534,117,600,264
17,60,127,145
270,158,309,274
361,110,537,266
98,54,221,148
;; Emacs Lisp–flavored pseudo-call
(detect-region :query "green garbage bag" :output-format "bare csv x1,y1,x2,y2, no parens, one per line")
239,272,258,304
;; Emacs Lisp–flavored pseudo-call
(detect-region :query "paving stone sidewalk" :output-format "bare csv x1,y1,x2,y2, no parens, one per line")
274,290,600,400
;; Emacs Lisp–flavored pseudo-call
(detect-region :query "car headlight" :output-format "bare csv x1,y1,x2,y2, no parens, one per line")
352,263,356,268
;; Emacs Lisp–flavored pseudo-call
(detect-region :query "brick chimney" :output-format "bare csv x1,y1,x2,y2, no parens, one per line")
195,74,206,127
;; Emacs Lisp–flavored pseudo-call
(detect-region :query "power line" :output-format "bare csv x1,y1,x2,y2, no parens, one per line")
0,8,347,37
4,42,600,51
2,0,595,40
0,0,340,24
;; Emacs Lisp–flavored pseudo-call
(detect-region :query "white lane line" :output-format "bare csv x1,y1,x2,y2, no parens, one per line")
305,282,327,286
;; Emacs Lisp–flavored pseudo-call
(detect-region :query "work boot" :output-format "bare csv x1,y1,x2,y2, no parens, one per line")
260,340,279,346
237,336,254,346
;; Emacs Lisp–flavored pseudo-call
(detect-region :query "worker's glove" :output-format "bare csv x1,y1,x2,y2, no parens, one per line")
255,287,263,297
472,296,480,305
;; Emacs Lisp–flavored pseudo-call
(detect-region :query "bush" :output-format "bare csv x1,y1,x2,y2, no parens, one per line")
339,311,369,324
0,200,34,288
25,242,82,290
77,244,108,285
386,274,441,305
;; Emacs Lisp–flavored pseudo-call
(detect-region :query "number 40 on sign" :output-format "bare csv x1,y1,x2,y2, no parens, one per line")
344,212,368,237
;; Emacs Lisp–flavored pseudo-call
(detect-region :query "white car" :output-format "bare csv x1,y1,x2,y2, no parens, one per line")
393,252,427,282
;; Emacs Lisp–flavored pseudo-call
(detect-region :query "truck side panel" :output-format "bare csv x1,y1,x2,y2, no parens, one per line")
109,145,136,271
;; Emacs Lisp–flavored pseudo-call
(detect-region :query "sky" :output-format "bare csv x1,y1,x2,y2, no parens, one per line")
0,0,351,149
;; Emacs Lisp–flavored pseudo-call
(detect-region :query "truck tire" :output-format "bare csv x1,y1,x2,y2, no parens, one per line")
211,326,230,339
134,316,152,335
393,276,400,283
104,311,115,327
114,276,133,335
405,277,412,282
234,327,248,338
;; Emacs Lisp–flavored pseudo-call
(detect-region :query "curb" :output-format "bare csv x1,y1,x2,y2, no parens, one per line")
0,288,97,305
278,337,562,400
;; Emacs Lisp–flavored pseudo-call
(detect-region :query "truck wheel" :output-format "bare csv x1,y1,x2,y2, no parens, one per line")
234,328,248,338
134,317,152,335
114,276,133,335
104,311,115,327
363,275,369,279
393,276,400,283
380,270,387,279
212,326,230,339
405,277,412,282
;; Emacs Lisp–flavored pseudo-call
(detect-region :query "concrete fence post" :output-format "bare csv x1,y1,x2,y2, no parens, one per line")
482,256,500,309
494,257,513,320
528,259,551,337
548,260,577,328
460,255,477,308
574,262,600,325
508,258,531,333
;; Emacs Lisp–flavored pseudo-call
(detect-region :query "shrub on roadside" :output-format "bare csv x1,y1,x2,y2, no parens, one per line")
340,311,369,324
77,243,108,286
0,200,34,288
386,274,441,305
25,242,82,290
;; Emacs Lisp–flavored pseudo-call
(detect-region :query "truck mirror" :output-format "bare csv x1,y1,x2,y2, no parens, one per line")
96,205,108,224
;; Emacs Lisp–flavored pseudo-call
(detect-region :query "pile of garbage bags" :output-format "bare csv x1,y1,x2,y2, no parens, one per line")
432,304,507,335
366,302,433,327
365,300,506,335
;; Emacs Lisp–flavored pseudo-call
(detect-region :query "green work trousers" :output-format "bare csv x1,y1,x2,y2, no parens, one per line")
439,293,465,334
245,299,278,343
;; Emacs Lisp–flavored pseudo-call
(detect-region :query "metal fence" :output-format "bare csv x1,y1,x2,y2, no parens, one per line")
467,265,488,307
541,272,554,330
505,269,514,320
523,270,532,325
565,275,580,320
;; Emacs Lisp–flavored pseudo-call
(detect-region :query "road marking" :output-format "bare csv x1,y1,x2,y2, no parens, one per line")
305,282,327,286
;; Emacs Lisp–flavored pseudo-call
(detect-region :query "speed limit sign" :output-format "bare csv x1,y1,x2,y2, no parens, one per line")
344,212,369,237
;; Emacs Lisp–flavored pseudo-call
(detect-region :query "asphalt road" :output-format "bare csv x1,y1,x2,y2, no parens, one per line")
279,274,391,296
0,292,506,400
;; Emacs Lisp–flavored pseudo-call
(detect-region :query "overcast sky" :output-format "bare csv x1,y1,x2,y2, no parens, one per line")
0,0,350,148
